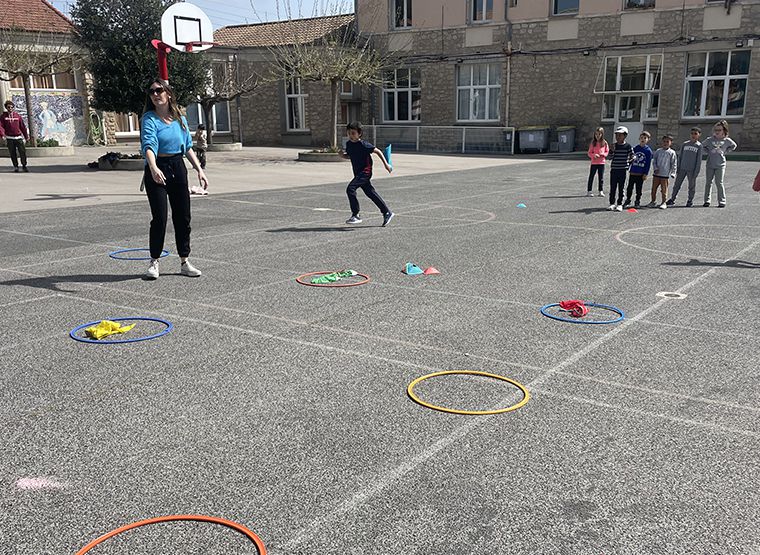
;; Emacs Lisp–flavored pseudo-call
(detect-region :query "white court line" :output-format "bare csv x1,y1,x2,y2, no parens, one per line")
637,317,760,341
0,293,59,309
273,235,760,553
0,228,122,250
532,389,760,439
3,252,105,271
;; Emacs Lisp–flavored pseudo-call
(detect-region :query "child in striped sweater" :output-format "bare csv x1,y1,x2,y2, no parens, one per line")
607,126,634,212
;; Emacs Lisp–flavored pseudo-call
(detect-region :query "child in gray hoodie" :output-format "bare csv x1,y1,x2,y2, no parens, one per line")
648,135,677,209
702,120,737,208
667,127,702,207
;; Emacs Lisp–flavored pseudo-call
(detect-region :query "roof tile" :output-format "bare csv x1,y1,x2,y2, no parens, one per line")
214,14,354,48
0,0,75,34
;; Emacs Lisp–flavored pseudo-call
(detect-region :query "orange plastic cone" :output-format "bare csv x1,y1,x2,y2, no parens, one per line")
423,267,441,275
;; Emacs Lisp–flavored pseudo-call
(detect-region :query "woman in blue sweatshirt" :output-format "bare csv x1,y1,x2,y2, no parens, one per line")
141,78,209,280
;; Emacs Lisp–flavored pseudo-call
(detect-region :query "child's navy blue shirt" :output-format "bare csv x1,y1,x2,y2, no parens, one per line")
345,139,375,176
630,144,653,175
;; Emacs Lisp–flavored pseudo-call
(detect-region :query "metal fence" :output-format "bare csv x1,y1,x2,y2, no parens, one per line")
339,125,515,155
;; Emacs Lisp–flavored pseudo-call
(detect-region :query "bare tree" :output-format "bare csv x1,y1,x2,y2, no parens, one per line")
260,1,399,149
197,53,260,147
0,28,81,147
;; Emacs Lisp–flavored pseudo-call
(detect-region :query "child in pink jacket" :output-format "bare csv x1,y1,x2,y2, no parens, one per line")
587,127,609,197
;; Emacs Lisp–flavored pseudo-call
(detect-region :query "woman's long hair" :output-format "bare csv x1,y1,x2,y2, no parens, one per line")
143,78,186,130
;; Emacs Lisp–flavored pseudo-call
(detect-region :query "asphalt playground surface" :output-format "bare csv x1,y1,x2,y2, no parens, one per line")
1,157,760,554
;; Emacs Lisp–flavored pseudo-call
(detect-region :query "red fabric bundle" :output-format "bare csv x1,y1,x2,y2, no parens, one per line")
753,169,760,192
558,300,588,318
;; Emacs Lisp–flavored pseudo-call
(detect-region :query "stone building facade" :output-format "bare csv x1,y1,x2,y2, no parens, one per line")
357,0,760,151
214,15,366,148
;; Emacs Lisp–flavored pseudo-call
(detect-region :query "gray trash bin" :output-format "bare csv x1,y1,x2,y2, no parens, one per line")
518,126,550,153
557,126,576,153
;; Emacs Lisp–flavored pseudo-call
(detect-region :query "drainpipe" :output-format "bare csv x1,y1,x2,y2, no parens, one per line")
235,51,243,144
504,0,513,128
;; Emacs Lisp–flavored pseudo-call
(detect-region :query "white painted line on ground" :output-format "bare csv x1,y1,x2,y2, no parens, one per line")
0,293,59,309
532,389,760,439
0,228,120,249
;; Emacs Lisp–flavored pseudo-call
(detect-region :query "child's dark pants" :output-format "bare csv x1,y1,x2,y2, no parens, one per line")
609,169,627,205
144,154,192,259
346,173,390,215
587,165,604,192
626,174,645,205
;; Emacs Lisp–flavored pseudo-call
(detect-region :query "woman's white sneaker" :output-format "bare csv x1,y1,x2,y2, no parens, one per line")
144,259,159,280
181,260,202,277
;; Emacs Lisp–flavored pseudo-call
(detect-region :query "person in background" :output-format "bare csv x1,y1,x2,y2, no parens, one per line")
623,131,652,209
586,127,609,197
702,120,737,208
0,100,29,172
648,135,677,209
667,127,702,207
607,126,634,212
194,123,207,169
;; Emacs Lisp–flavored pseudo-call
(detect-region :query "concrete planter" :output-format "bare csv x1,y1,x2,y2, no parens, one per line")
297,151,344,162
207,142,242,152
0,146,75,157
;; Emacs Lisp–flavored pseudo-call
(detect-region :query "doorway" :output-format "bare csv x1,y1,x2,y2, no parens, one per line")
616,95,644,145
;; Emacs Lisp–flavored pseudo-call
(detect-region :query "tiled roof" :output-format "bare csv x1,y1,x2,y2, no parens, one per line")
214,14,354,48
0,0,75,34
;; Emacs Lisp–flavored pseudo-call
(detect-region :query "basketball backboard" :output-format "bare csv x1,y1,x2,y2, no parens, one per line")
160,2,214,52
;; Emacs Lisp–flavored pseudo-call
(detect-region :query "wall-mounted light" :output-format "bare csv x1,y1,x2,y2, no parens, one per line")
582,50,590,56
735,38,746,48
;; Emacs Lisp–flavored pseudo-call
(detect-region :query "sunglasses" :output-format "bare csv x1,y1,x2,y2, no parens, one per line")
148,87,166,96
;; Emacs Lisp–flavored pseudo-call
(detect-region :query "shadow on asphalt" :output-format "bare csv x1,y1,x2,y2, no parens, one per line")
661,258,760,269
0,274,141,293
25,193,144,202
5,165,93,174
548,207,611,215
266,226,356,233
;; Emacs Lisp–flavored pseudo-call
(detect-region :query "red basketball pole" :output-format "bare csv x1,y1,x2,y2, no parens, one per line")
151,39,172,81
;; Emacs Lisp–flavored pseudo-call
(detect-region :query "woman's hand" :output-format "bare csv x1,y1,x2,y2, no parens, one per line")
197,168,209,190
150,164,166,185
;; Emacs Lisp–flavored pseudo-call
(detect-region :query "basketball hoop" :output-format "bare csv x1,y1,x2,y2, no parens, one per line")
152,2,214,80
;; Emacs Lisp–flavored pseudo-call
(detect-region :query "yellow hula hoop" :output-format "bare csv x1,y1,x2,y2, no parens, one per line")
407,370,530,415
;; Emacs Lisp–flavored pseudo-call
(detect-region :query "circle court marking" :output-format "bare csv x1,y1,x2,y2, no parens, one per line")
69,317,173,344
540,302,624,324
109,248,170,260
76,514,266,555
296,271,370,287
407,370,530,415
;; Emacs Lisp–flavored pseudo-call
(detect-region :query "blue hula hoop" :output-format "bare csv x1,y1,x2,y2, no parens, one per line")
109,248,170,261
69,317,173,344
540,302,625,325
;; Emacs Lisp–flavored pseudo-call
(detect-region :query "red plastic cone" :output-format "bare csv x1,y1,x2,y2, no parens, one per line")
423,267,441,275
626,208,638,213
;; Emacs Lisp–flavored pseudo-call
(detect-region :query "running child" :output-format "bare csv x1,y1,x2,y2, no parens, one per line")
623,131,652,209
608,126,634,212
702,120,737,208
587,127,608,197
667,127,702,207
340,121,394,226
648,135,677,209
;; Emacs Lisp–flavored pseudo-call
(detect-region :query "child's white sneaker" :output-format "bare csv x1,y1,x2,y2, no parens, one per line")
586,191,594,197
607,204,616,211
615,205,623,212
659,202,667,210
598,190,605,197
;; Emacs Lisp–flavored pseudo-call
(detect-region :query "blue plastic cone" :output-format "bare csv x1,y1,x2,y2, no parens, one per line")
384,144,392,168
403,262,424,275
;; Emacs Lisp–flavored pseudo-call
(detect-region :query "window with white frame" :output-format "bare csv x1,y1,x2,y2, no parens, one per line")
383,68,421,122
553,0,579,15
599,54,662,120
341,80,353,95
185,102,231,133
393,0,412,28
683,50,750,118
9,63,76,90
457,63,501,121
285,78,307,130
473,0,493,21
115,113,140,136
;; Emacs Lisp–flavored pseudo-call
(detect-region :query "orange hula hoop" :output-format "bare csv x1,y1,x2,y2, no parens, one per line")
75,514,267,554
295,270,371,287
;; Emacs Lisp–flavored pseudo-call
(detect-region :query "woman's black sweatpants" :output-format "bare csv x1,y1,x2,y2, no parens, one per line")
144,154,191,259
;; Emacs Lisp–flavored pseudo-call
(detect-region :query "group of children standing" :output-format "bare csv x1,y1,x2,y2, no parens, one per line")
587,120,737,211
